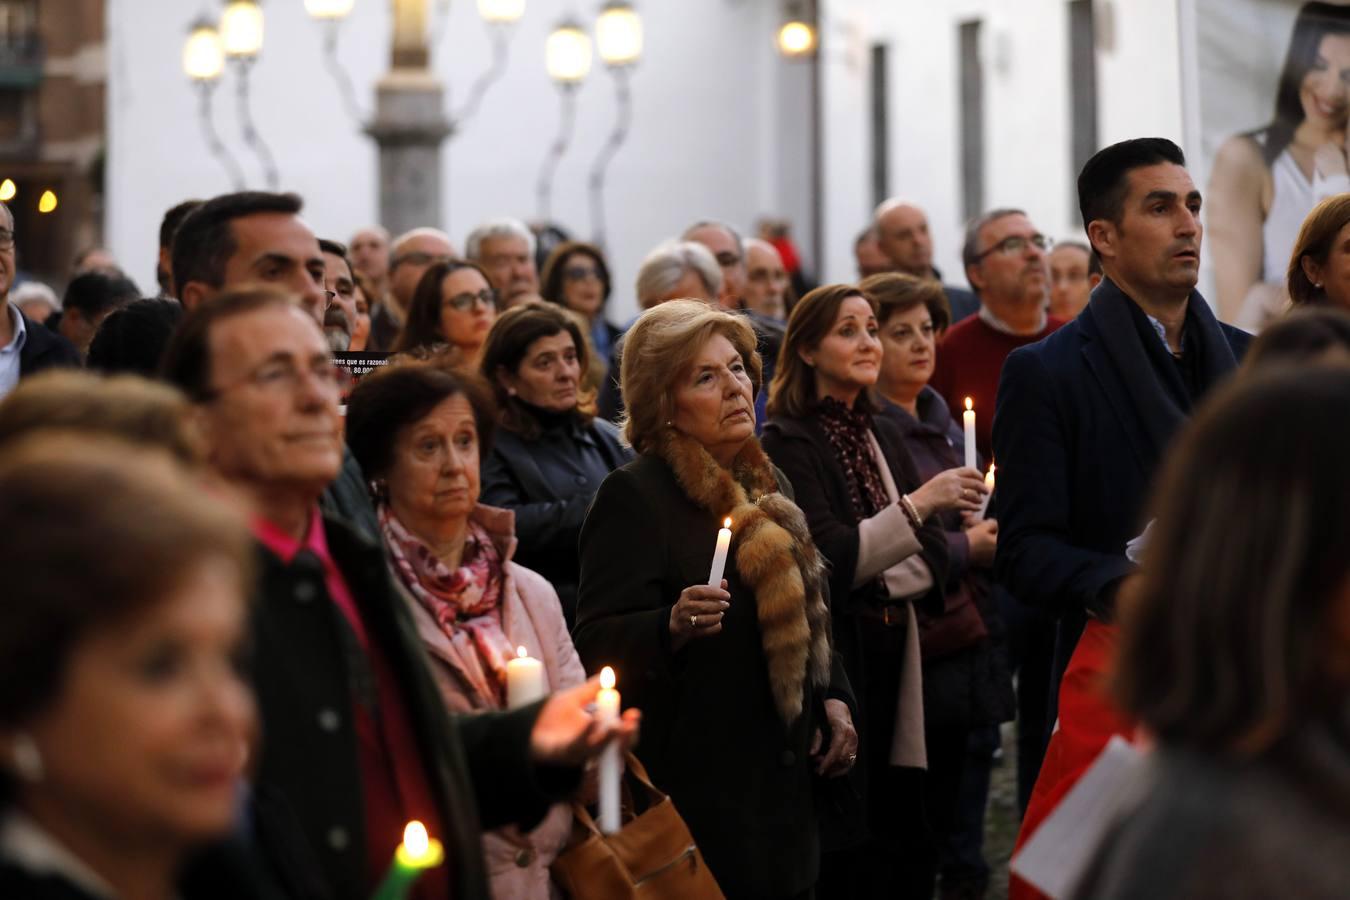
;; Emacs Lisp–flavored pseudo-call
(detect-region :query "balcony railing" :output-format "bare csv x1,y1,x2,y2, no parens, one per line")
0,32,42,88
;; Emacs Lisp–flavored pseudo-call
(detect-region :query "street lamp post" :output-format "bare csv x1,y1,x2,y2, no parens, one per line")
589,1,641,248
220,0,278,189
183,18,244,189
537,18,591,223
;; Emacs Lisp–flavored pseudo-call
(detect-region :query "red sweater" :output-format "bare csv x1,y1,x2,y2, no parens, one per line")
930,313,1066,462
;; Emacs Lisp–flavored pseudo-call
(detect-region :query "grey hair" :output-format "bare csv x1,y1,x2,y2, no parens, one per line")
465,218,536,261
0,200,11,231
961,208,1028,272
635,240,723,309
390,226,454,259
681,220,745,260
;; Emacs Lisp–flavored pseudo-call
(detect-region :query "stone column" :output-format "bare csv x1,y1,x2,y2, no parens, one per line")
366,0,451,234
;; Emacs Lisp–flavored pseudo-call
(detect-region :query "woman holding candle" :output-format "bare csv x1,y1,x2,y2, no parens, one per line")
575,300,857,900
479,303,633,627
861,271,1016,898
760,284,987,899
346,362,587,900
393,260,498,366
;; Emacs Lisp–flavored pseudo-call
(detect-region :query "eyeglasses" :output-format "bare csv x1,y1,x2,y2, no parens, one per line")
714,251,743,268
202,357,350,402
0,228,13,250
973,234,1052,262
442,289,498,312
562,265,601,283
392,251,453,270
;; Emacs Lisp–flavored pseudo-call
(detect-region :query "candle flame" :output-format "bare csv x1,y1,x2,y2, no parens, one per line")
986,463,996,485
516,645,528,658
600,666,616,690
965,397,973,411
723,517,732,528
403,821,429,856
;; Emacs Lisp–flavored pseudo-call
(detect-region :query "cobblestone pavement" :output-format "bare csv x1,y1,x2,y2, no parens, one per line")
982,722,1020,900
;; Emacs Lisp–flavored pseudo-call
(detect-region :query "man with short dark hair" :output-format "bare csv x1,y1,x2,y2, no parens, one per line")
319,239,358,351
874,199,980,323
160,287,636,900
0,201,79,399
171,191,327,322
994,137,1251,733
157,198,203,296
58,271,140,359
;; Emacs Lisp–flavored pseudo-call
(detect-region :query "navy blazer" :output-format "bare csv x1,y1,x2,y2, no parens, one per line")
992,281,1250,670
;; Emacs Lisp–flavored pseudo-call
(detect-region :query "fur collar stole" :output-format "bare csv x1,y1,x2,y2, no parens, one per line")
651,429,832,725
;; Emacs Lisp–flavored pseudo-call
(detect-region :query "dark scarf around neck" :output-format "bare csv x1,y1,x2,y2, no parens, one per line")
649,428,832,725
1090,278,1239,460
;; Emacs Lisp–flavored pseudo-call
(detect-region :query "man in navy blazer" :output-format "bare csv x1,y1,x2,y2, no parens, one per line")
993,138,1251,697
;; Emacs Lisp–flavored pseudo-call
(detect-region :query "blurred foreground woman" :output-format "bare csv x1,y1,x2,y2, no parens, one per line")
0,436,272,900
1073,365,1350,899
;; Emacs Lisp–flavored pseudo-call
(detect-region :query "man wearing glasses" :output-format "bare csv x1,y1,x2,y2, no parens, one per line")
0,201,80,400
380,227,456,351
930,208,1063,462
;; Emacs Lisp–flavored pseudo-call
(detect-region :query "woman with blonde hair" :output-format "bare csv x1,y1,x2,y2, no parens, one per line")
575,299,855,899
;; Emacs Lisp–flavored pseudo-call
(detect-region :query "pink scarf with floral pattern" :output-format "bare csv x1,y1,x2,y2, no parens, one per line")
379,505,514,707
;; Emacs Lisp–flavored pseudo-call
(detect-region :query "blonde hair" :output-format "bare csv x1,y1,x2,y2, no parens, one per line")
619,300,761,453
0,370,203,465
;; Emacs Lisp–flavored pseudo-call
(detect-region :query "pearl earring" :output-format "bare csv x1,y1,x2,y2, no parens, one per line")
10,733,43,783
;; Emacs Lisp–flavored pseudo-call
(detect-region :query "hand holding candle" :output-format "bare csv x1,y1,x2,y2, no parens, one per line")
963,398,977,470
596,666,623,834
506,646,546,710
975,463,995,522
708,517,732,587
370,821,444,900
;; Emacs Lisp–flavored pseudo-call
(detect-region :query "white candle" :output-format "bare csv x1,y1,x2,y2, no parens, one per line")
976,463,995,522
963,397,977,470
708,517,732,587
596,666,622,834
506,646,546,710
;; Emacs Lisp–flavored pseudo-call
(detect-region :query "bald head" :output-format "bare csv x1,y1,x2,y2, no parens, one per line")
349,225,392,288
389,227,456,316
874,199,934,278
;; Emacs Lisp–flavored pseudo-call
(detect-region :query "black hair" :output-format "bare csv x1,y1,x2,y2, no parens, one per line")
1077,138,1186,246
170,191,303,295
62,272,140,318
1257,3,1350,166
87,298,185,377
1244,306,1350,371
159,199,204,251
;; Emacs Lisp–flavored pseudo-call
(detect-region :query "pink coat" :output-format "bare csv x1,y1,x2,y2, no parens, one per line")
397,504,586,900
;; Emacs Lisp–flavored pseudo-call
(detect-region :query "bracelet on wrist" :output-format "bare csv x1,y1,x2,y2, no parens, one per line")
899,494,923,530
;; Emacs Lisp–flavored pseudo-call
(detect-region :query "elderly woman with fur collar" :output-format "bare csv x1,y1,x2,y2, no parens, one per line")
574,300,857,900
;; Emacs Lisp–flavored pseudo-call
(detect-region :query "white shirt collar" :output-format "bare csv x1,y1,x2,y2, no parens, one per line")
1,302,27,355
0,810,118,899
978,304,1046,337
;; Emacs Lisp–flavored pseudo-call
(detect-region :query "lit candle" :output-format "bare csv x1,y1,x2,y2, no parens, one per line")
708,517,732,587
370,821,444,900
963,398,977,470
596,666,623,834
506,646,546,710
976,463,995,521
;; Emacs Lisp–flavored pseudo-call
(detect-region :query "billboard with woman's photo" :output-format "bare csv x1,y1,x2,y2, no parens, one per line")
1193,0,1350,329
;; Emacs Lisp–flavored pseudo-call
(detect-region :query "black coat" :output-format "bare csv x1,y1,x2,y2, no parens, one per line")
573,453,853,899
16,309,80,376
993,280,1250,681
480,415,631,621
249,513,576,900
760,411,948,838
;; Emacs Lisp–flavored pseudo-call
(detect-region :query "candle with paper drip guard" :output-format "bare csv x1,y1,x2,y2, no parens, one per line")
370,820,444,900
596,666,623,833
975,463,996,521
506,646,546,710
963,398,977,470
708,517,733,586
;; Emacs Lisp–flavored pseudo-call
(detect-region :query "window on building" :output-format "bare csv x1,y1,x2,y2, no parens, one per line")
958,20,985,221
1069,0,1099,214
870,43,890,209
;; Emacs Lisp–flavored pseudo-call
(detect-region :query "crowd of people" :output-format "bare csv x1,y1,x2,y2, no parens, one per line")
2,128,1350,900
